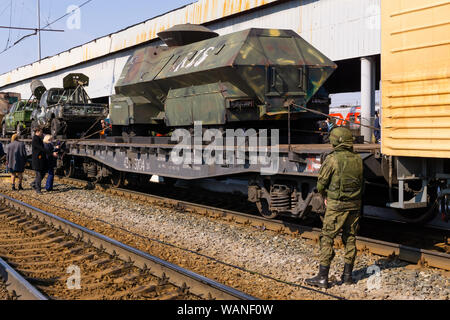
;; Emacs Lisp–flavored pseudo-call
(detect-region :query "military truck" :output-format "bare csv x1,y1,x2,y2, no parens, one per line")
0,92,21,134
31,73,109,138
2,100,38,137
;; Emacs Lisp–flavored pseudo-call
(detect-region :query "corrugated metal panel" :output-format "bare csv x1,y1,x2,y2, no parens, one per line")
381,0,450,158
0,0,277,87
0,0,381,98
1,54,130,100
212,0,381,61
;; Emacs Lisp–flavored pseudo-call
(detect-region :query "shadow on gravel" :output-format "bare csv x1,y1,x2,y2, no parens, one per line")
43,185,80,194
351,256,410,285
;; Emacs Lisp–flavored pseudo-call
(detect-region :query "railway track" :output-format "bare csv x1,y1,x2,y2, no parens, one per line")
0,257,47,300
0,193,256,300
56,176,450,272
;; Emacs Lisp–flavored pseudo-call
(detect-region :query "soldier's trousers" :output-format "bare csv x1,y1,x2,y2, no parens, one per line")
319,209,361,267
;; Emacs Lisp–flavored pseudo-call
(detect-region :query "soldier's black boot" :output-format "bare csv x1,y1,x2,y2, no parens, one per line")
341,263,354,285
306,265,329,289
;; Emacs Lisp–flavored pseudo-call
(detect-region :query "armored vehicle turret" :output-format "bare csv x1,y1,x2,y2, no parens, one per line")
111,24,336,136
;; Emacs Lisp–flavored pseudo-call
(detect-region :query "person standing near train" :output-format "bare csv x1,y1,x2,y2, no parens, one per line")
32,128,57,194
43,135,58,192
374,111,381,144
6,134,27,191
306,127,364,289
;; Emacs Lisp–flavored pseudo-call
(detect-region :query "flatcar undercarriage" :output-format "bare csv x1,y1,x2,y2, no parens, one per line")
1,131,448,227
2,133,446,226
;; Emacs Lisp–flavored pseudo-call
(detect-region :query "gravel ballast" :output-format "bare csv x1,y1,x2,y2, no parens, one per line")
0,175,448,300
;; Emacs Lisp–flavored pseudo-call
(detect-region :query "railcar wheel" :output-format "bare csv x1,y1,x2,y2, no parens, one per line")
256,199,279,219
111,171,125,188
63,160,75,178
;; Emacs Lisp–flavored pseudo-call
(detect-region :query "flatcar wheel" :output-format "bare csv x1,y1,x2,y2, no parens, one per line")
111,171,125,188
256,199,279,219
64,161,75,178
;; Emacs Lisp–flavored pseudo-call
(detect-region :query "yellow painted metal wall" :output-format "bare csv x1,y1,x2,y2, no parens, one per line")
381,0,450,158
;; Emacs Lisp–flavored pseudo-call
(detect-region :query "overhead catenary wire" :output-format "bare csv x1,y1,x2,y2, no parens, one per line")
14,1,25,45
3,0,13,50
0,0,93,56
41,0,93,30
0,1,11,18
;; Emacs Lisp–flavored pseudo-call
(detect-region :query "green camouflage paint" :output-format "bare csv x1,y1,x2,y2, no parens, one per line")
112,26,337,128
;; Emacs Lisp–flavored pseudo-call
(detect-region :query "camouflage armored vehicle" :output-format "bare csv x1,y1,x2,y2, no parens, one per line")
31,74,109,138
2,100,38,137
0,92,20,134
110,24,336,137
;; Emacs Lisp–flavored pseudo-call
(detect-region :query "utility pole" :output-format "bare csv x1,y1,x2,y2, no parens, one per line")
0,2,63,57
37,0,41,60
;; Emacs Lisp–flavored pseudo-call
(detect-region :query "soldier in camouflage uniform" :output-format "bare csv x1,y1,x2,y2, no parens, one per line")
306,127,364,289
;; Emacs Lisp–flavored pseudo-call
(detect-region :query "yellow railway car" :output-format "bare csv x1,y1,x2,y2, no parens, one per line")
382,0,450,158
381,0,449,220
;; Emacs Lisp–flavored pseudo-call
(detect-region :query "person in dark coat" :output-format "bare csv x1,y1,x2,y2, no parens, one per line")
32,128,57,194
374,111,381,144
6,134,27,191
0,143,6,173
43,135,57,192
0,143,5,159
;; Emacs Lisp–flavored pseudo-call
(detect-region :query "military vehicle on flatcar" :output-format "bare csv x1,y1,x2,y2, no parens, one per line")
110,24,337,141
2,100,38,137
31,73,109,138
0,19,447,227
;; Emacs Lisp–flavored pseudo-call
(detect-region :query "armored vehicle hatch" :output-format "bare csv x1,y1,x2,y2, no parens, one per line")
158,24,219,47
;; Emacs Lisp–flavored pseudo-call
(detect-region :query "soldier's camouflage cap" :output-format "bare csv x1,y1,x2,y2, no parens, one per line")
329,127,354,147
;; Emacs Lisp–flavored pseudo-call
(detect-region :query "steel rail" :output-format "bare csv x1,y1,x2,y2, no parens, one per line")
0,257,48,300
0,193,256,301
58,177,450,271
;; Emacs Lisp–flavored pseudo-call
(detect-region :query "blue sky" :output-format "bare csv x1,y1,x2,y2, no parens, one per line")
0,0,369,107
0,0,194,74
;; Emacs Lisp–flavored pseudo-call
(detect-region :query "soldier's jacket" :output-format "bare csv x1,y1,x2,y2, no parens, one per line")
317,142,364,211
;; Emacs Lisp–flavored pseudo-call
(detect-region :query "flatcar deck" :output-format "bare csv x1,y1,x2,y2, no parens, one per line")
0,138,381,180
